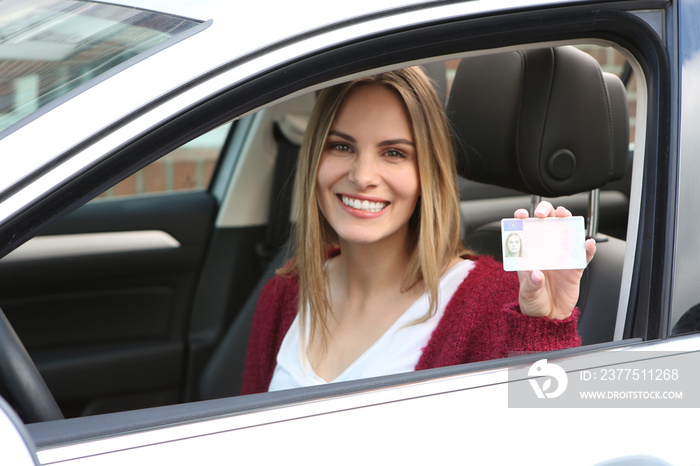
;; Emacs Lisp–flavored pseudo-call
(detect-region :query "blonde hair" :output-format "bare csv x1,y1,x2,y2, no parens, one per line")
281,66,465,349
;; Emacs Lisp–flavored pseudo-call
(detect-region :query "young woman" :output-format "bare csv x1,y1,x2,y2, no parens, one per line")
241,67,596,394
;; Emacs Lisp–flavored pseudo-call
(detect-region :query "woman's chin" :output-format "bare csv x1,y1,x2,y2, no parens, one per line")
338,235,385,246
336,229,403,248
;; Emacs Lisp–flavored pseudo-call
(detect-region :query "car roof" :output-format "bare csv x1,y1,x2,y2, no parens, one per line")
99,0,575,58
103,0,436,44
106,0,433,20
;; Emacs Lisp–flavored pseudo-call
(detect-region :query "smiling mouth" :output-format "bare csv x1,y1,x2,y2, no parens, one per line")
339,195,388,213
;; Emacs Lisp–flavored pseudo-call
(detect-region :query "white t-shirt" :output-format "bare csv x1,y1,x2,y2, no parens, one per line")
268,259,475,391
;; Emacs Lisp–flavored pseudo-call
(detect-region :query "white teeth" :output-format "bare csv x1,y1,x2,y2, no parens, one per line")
341,195,387,212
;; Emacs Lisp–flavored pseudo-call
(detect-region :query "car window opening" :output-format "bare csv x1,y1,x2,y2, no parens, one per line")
0,41,641,421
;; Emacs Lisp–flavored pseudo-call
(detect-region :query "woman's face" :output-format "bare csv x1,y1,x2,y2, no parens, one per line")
507,235,521,254
316,84,420,247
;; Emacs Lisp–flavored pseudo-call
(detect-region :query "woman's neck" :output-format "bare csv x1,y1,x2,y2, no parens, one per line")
331,232,415,305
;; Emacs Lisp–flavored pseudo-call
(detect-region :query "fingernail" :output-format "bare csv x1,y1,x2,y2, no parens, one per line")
535,205,547,216
531,271,543,285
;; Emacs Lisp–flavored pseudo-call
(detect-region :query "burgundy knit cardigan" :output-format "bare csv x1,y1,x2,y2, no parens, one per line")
240,255,581,395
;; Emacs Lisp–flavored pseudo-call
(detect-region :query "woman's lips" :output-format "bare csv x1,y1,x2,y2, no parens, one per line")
336,194,389,217
339,194,388,213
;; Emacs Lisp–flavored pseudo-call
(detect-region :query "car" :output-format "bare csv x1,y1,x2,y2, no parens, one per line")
0,0,697,463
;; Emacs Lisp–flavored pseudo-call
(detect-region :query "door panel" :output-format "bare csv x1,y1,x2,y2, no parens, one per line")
0,191,217,417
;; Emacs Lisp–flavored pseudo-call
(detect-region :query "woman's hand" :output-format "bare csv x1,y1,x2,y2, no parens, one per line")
513,201,596,320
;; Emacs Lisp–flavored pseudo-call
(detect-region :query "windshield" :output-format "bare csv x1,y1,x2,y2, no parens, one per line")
0,0,200,134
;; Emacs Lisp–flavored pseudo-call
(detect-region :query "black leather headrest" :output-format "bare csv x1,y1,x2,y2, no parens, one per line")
447,47,629,196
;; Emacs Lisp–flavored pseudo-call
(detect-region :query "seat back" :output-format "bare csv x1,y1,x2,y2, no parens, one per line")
447,46,629,344
198,248,287,400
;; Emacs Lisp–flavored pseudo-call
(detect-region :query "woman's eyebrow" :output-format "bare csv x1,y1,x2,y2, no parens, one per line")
328,130,356,142
378,138,414,147
327,131,414,147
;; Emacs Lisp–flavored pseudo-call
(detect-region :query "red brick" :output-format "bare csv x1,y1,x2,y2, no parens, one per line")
173,160,198,190
113,173,137,197
142,162,167,194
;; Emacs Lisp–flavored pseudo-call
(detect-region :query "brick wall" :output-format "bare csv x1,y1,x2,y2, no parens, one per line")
99,147,218,198
98,124,228,199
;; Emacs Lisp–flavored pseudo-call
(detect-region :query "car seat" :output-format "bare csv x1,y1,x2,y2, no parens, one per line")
447,46,630,345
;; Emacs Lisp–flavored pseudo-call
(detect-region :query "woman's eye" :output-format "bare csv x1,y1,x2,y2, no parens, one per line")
331,142,351,152
384,149,406,159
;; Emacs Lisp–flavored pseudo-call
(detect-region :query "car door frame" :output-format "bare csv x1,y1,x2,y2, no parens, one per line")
10,0,672,448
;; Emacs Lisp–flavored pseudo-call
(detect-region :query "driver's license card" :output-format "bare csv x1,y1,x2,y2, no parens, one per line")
501,216,587,271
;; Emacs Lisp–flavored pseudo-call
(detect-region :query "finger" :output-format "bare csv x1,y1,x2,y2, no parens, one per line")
554,206,572,217
534,201,554,218
585,238,596,264
517,269,545,292
517,269,547,318
514,208,529,219
530,269,544,286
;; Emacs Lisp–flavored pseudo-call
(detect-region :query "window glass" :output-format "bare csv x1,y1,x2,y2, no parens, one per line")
0,0,199,133
97,122,232,199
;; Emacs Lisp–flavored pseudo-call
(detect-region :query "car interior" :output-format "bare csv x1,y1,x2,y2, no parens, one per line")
0,40,639,430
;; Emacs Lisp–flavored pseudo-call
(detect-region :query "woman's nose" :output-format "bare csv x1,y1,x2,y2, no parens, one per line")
348,153,379,188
